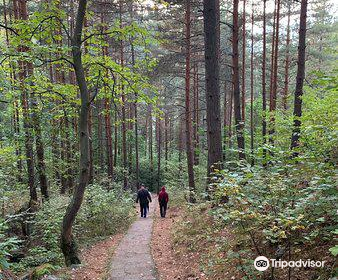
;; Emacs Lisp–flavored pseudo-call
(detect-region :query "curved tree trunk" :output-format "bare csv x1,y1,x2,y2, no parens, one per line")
61,0,90,266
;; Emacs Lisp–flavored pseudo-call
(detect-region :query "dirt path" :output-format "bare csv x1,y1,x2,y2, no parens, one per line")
108,198,158,280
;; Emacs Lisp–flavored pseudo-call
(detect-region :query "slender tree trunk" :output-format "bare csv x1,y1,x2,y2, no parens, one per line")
149,105,153,173
241,0,246,121
165,112,168,163
203,0,223,175
4,1,23,181
232,0,246,160
156,115,161,194
262,0,267,164
269,0,277,108
97,99,104,169
185,0,196,202
193,62,200,165
104,97,114,177
120,1,128,189
21,1,49,198
223,51,232,159
290,0,308,156
131,42,140,189
228,82,233,148
283,1,291,110
61,0,90,266
15,0,38,208
84,18,93,184
269,0,280,142
113,105,118,167
250,5,254,165
31,92,49,200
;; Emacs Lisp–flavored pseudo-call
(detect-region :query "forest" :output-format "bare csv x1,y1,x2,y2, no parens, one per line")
0,0,337,279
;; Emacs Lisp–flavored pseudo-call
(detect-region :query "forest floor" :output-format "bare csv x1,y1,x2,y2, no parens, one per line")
151,206,208,280
64,234,124,280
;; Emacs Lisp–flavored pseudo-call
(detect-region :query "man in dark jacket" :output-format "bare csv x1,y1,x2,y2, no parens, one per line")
136,185,152,218
158,186,169,218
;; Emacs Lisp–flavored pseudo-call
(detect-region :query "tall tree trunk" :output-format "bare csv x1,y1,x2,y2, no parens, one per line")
20,0,49,199
4,1,23,181
15,0,38,208
113,104,118,167
232,0,246,160
131,42,140,189
269,0,280,143
223,51,232,159
149,105,153,173
104,97,114,177
262,0,267,164
193,62,200,165
101,14,113,178
84,18,93,184
164,112,168,163
269,0,277,108
241,0,246,121
250,5,254,165
156,115,161,194
283,0,291,110
61,0,90,266
120,1,128,189
185,0,196,203
97,99,104,169
203,0,223,175
290,0,308,156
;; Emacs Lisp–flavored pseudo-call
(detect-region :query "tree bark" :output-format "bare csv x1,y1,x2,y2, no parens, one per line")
193,62,200,165
120,1,128,189
15,0,38,208
156,115,161,194
185,0,196,203
262,0,267,164
241,0,246,121
149,105,153,173
232,0,246,160
290,0,308,156
283,0,291,110
61,0,90,266
269,0,280,143
250,4,254,165
131,42,140,189
203,0,223,175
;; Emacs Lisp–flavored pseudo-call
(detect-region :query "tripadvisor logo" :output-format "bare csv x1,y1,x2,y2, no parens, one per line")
254,256,270,271
254,256,326,271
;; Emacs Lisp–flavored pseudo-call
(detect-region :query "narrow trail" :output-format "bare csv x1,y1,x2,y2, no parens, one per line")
109,196,158,280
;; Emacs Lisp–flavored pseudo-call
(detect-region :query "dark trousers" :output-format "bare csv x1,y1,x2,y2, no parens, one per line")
140,203,148,218
160,202,167,217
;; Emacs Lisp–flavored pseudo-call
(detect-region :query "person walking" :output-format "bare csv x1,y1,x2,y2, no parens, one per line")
136,184,152,218
158,186,169,218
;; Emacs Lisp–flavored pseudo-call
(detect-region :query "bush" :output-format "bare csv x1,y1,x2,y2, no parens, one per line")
0,219,21,269
11,183,135,272
210,160,337,279
76,183,135,240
